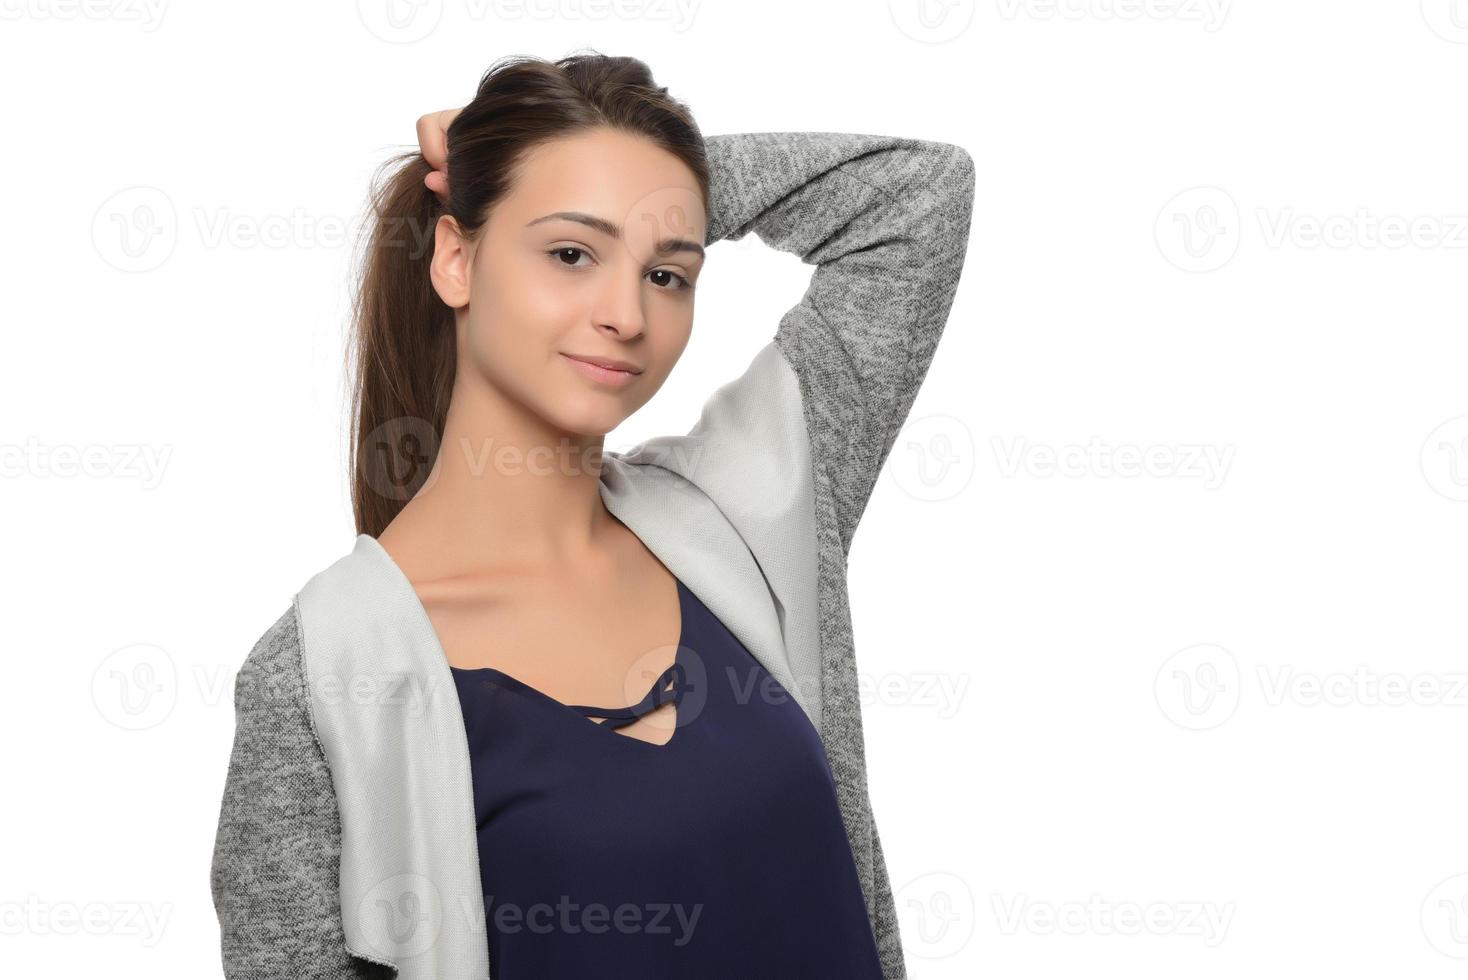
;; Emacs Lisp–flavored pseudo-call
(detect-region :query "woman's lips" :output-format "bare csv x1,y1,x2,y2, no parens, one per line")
560,352,641,387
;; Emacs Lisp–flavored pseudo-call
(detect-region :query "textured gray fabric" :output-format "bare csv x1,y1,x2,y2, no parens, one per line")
209,131,974,980
209,605,394,979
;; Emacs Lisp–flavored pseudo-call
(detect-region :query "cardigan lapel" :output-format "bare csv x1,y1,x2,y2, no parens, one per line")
598,340,823,731
296,534,490,980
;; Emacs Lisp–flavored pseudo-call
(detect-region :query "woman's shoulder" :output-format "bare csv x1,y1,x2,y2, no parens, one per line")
234,603,309,708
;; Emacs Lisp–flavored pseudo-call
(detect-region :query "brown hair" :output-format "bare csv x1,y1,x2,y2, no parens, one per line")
346,50,710,537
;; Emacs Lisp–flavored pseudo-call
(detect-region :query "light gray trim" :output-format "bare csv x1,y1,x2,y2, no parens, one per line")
295,535,489,980
599,339,823,731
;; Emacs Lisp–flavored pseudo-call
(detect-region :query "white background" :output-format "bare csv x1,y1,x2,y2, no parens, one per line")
3,1,1467,977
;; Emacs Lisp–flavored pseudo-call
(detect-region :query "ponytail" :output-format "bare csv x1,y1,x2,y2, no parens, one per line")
348,152,455,537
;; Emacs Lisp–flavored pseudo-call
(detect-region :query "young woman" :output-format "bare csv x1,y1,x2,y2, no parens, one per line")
210,51,974,980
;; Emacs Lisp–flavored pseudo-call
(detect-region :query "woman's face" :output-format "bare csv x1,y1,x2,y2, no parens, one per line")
431,126,707,439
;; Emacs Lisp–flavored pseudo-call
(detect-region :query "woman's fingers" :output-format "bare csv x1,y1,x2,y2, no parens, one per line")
415,108,458,170
416,108,462,199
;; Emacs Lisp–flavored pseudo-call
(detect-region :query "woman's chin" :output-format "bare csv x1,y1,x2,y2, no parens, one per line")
542,404,626,443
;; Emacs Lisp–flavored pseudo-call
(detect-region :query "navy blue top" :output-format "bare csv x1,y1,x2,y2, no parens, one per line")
448,576,885,978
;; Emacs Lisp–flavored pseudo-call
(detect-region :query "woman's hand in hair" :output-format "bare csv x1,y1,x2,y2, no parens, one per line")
416,108,462,200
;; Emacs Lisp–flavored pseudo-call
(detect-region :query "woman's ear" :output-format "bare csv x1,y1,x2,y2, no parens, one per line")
428,213,473,309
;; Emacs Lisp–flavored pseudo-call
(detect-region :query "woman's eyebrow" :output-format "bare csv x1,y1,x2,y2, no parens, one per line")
526,210,705,260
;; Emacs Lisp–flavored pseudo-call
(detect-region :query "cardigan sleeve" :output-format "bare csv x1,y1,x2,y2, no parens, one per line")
209,606,392,980
702,132,976,555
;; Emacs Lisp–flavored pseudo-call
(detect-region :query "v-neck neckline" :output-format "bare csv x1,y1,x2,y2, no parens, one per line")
450,577,689,750
358,534,689,750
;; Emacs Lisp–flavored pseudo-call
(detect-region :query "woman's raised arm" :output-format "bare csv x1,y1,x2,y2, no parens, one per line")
702,131,976,553
413,113,976,554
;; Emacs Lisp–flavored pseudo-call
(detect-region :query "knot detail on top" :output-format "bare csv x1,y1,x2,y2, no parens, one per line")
566,661,686,731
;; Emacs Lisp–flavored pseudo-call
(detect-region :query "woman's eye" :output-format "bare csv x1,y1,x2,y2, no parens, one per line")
549,246,589,267
648,269,691,291
548,247,690,291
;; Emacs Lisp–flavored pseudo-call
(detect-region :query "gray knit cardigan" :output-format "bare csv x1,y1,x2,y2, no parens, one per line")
209,130,975,980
